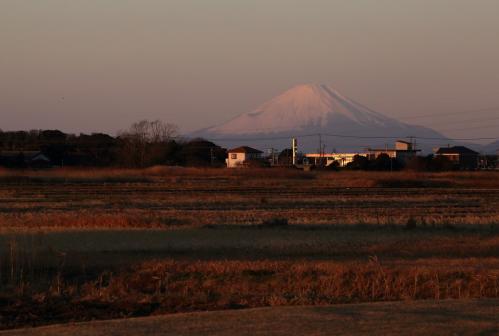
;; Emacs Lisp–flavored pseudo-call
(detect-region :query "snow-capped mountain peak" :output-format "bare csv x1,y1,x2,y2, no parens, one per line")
193,84,448,152
206,84,397,135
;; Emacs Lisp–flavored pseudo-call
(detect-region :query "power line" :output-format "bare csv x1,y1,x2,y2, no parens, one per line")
179,132,497,142
424,115,499,127
399,107,499,120
322,133,497,141
438,123,499,132
322,133,403,139
191,133,320,142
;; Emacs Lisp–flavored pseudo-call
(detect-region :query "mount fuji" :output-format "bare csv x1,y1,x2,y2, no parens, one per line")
193,84,450,152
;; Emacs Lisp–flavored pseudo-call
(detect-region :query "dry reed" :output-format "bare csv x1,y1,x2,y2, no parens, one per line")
1,259,497,329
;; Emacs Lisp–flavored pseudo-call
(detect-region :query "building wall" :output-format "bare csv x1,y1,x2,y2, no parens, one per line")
439,154,460,162
226,152,262,168
395,141,412,151
226,152,247,168
395,151,417,164
368,150,397,159
436,153,478,169
305,153,366,167
459,154,478,169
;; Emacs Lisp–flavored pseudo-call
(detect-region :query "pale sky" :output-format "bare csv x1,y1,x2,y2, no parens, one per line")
1,0,498,140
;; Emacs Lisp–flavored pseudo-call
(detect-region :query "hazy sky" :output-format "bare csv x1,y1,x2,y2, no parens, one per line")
1,0,498,140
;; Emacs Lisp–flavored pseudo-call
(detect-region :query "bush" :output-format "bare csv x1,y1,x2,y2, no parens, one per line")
261,217,289,227
346,155,369,170
405,217,417,230
243,159,270,168
326,160,340,171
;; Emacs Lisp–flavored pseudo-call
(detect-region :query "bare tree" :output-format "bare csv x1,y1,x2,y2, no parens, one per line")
118,120,180,167
149,120,179,143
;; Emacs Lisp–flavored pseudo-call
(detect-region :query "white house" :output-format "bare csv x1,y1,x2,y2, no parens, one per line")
367,140,420,164
226,146,263,168
305,153,366,167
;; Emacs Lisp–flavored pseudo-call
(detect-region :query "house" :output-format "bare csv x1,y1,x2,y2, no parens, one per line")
367,140,420,165
435,146,479,170
0,151,51,168
304,153,366,167
226,146,263,168
395,140,412,151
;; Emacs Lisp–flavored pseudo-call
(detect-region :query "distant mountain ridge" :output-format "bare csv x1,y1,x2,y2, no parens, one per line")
193,84,485,153
483,140,499,154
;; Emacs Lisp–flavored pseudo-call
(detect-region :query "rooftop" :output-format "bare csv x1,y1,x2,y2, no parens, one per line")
228,146,263,154
367,148,420,152
435,146,479,155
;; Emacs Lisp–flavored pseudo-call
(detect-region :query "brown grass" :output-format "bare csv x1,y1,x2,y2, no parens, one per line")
0,167,498,187
0,168,497,329
0,258,498,329
0,168,497,232
0,166,314,183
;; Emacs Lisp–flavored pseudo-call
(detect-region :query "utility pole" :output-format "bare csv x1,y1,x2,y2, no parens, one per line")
292,138,298,166
267,148,277,166
210,148,215,166
407,136,415,150
318,134,322,156
318,133,324,167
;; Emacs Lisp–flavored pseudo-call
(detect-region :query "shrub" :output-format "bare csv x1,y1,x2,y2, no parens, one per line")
405,217,417,230
261,217,289,227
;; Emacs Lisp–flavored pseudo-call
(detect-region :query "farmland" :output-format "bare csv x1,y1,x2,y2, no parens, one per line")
0,168,498,231
0,168,498,330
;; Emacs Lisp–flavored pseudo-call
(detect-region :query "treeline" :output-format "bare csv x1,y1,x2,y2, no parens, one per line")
343,154,457,171
342,153,495,171
0,121,226,168
1,122,495,170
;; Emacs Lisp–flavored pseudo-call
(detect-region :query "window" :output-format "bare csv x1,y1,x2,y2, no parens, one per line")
231,153,237,159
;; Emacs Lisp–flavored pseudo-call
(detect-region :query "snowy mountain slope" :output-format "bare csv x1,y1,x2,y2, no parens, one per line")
205,84,405,134
193,84,456,152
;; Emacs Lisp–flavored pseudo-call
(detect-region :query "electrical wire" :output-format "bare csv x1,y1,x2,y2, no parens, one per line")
177,132,497,142
399,107,499,120
438,123,499,132
419,116,499,127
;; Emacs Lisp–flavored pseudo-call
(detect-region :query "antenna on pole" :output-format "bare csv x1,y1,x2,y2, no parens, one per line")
318,133,325,167
407,135,415,150
292,138,298,166
267,148,277,166
318,134,322,156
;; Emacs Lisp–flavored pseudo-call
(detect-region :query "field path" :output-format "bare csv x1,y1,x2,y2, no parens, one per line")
2,300,498,336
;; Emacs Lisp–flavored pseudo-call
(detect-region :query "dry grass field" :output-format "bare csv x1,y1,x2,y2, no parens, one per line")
0,167,497,331
0,167,498,231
